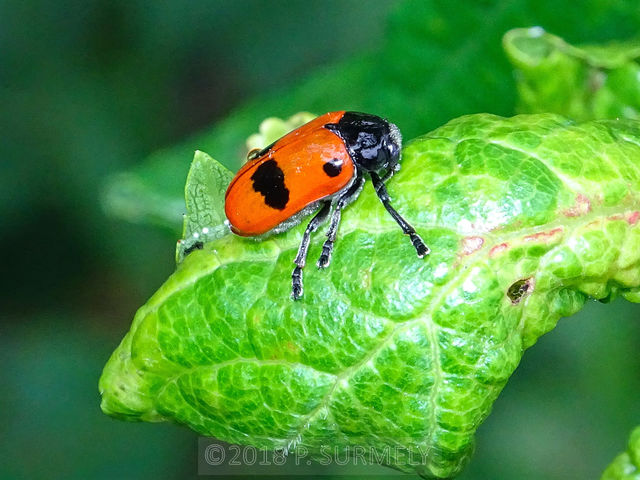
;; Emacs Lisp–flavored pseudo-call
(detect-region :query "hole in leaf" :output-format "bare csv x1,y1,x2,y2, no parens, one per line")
507,277,534,304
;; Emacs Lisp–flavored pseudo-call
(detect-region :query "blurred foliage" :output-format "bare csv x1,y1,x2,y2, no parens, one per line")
504,27,640,121
0,316,196,479
3,0,640,478
102,0,640,235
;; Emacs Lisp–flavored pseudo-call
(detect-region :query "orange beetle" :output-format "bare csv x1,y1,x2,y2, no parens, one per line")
225,111,429,299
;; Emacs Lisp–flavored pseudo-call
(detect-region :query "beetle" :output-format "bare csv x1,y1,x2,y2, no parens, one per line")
224,111,429,299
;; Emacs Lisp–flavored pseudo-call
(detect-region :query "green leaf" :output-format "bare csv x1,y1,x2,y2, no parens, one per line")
602,426,640,480
175,151,234,264
100,113,640,478
504,27,640,121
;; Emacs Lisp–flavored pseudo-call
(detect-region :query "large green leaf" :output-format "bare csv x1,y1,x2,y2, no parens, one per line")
602,426,640,480
504,27,640,120
100,113,640,478
102,0,640,234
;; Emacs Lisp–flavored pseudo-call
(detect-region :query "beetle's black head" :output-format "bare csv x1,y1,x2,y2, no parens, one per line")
325,112,402,172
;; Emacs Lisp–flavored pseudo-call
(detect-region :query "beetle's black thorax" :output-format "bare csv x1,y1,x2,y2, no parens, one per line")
324,111,401,173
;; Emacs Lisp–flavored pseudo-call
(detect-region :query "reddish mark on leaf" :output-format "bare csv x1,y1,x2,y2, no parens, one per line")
628,211,640,225
461,236,484,255
489,243,509,257
563,193,591,217
523,227,563,243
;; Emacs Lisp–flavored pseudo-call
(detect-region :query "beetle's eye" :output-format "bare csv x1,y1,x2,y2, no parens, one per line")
247,148,261,161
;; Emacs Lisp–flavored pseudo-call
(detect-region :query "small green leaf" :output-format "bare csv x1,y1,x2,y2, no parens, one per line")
176,151,234,264
504,27,640,120
176,114,317,263
100,113,640,478
601,426,640,480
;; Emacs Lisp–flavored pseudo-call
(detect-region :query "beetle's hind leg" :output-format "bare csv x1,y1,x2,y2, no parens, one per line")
317,175,366,269
370,171,430,257
291,201,331,300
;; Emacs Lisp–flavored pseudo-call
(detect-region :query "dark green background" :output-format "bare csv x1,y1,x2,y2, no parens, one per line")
2,1,638,479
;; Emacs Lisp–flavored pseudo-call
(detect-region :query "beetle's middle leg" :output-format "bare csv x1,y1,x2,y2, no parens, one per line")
317,175,366,269
291,201,331,300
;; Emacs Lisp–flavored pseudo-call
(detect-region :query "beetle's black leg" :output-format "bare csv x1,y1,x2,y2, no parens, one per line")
317,175,366,269
379,161,400,183
291,201,331,300
370,171,429,257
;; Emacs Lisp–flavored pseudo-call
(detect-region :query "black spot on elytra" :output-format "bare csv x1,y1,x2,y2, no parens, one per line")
251,159,289,210
323,157,343,177
507,278,533,304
